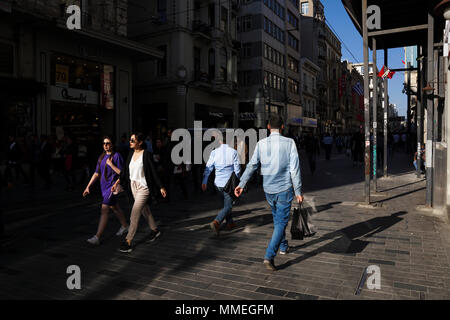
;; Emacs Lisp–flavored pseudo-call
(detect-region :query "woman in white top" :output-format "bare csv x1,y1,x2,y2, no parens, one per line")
112,133,167,253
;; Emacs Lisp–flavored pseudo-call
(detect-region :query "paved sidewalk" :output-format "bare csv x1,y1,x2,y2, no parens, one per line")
1,149,450,300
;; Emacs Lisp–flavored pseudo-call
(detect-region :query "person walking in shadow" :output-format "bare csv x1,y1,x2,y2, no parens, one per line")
202,131,241,236
235,114,303,271
83,136,129,245
112,133,167,253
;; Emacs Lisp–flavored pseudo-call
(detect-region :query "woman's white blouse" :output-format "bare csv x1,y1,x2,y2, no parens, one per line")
129,152,148,188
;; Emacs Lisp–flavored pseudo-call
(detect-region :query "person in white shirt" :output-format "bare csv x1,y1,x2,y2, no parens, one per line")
112,133,167,253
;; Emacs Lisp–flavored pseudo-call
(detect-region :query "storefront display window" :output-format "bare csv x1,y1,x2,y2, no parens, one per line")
50,53,115,142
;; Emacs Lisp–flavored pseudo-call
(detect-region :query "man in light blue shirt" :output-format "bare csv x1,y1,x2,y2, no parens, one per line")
235,114,303,271
202,132,241,236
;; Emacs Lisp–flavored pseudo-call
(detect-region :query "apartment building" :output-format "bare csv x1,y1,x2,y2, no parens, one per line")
300,0,342,134
237,0,302,131
300,57,319,133
128,0,240,135
0,0,161,144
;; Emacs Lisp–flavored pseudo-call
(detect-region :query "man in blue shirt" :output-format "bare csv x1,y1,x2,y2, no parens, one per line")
202,132,241,236
235,115,303,271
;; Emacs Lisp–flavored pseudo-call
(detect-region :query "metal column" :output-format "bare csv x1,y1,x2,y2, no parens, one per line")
384,48,388,177
407,62,411,138
362,0,371,204
372,38,378,192
417,45,423,178
426,14,434,207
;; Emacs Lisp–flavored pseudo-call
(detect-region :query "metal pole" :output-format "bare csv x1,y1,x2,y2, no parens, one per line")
407,62,411,138
417,45,423,178
384,48,388,177
372,38,377,192
426,14,434,207
363,0,370,204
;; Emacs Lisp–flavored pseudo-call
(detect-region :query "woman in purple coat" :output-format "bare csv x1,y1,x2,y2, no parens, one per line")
83,136,129,245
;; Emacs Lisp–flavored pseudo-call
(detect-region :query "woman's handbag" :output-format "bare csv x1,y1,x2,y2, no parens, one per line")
112,182,124,195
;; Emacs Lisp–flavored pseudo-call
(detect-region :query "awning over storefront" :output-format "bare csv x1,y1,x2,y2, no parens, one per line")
341,0,444,50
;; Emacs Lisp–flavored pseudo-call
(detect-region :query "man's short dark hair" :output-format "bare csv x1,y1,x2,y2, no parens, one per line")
269,114,284,129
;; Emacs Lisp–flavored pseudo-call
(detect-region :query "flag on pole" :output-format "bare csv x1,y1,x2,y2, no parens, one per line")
378,66,396,79
352,81,364,96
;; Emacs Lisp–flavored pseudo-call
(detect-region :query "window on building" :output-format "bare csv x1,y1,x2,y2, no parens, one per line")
288,56,299,72
220,6,228,31
157,0,167,23
301,2,309,15
288,78,299,94
208,48,215,79
242,15,252,32
239,70,252,86
220,48,227,81
288,33,299,51
287,10,298,28
242,43,252,58
208,3,215,27
194,47,201,80
194,1,201,21
157,45,167,76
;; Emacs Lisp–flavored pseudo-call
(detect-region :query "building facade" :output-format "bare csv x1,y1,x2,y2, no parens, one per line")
300,0,341,134
300,57,319,133
128,0,240,136
0,0,161,147
237,0,302,131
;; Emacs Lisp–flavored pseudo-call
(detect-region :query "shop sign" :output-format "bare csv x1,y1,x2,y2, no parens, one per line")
209,112,224,118
291,118,303,125
51,86,99,105
240,112,257,120
302,117,318,128
55,64,69,88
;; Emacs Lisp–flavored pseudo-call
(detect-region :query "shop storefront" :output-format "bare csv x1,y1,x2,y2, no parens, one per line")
238,102,257,129
289,117,318,134
194,104,234,129
49,54,115,142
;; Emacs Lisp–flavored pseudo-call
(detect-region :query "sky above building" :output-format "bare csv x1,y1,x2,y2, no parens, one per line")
322,0,408,117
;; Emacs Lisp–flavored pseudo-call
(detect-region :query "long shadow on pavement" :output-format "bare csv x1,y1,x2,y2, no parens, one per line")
277,211,407,271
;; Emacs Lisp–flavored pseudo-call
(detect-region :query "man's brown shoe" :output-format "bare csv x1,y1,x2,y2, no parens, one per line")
210,220,220,236
263,259,276,271
225,223,237,231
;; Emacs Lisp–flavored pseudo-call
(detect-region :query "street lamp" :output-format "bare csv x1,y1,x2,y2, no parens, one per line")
435,0,450,19
422,84,435,100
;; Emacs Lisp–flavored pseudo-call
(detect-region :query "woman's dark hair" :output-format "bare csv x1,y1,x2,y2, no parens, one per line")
130,132,146,150
97,136,116,181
